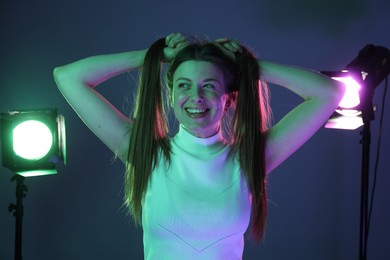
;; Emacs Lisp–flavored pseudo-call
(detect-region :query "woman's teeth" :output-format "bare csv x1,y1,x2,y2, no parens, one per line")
185,108,209,117
186,108,208,114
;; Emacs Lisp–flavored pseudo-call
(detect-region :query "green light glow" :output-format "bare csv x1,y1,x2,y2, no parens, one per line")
13,120,53,160
17,169,57,177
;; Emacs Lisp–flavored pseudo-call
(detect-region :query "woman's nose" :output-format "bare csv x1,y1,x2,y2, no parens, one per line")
190,87,204,103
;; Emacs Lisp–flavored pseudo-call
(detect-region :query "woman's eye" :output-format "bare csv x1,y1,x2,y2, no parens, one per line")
203,83,215,89
177,83,190,89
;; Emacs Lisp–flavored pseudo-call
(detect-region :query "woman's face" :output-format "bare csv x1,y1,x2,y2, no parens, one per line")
172,60,231,138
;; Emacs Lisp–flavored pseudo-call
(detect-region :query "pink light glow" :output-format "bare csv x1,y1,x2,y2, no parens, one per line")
332,76,361,109
325,114,363,130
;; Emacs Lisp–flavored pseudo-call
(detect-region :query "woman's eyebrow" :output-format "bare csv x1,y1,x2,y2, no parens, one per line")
175,77,192,82
203,78,221,83
175,77,222,84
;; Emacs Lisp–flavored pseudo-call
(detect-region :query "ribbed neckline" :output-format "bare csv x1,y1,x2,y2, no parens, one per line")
172,125,227,155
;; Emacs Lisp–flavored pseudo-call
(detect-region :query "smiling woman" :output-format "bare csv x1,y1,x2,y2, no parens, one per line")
53,33,344,259
171,60,231,138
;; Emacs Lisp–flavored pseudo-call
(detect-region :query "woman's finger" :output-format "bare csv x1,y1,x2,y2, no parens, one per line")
170,33,186,48
176,41,189,48
166,33,180,47
165,33,176,46
230,40,243,53
215,38,229,43
215,38,242,54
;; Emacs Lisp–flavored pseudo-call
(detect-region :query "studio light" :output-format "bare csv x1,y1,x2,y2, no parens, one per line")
1,108,66,177
322,70,363,129
323,44,390,260
322,44,390,130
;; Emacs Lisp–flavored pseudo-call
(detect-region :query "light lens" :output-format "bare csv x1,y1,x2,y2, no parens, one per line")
332,76,361,109
13,120,53,160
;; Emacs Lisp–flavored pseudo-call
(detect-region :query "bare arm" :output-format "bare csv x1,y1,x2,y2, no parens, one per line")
53,49,147,163
53,33,187,164
260,60,345,174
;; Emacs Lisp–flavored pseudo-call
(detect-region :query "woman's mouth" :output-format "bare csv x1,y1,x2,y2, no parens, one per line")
185,108,210,118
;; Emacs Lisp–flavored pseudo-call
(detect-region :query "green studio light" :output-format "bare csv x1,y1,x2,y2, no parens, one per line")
1,108,66,177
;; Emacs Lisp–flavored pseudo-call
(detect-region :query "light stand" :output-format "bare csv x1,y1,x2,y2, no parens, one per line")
8,175,27,260
358,78,374,260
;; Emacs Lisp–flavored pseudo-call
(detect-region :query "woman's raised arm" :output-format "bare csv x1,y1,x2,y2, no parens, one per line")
53,49,147,163
260,60,345,174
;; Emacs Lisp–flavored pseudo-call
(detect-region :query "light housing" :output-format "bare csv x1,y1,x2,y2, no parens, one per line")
0,108,66,177
322,70,364,130
322,44,390,130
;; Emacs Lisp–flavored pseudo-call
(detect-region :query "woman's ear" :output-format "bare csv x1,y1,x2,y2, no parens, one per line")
225,92,236,110
225,99,231,110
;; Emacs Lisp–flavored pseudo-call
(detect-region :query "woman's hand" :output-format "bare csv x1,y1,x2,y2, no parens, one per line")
214,38,243,61
164,33,189,62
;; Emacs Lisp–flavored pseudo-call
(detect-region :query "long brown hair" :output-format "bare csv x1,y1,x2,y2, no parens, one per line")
124,38,171,225
125,38,271,242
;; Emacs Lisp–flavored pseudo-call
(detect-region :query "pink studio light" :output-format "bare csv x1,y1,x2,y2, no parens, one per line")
323,71,364,130
324,44,390,130
321,44,390,260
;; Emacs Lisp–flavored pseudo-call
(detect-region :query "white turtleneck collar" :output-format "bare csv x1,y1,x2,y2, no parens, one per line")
172,125,228,157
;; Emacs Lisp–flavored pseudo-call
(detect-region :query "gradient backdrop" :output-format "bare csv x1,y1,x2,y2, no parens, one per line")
1,0,389,259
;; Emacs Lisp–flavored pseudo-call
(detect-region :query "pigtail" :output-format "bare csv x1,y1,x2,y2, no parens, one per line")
125,38,171,225
233,47,270,242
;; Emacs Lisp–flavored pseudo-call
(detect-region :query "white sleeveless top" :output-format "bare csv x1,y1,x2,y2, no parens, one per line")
142,126,251,259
